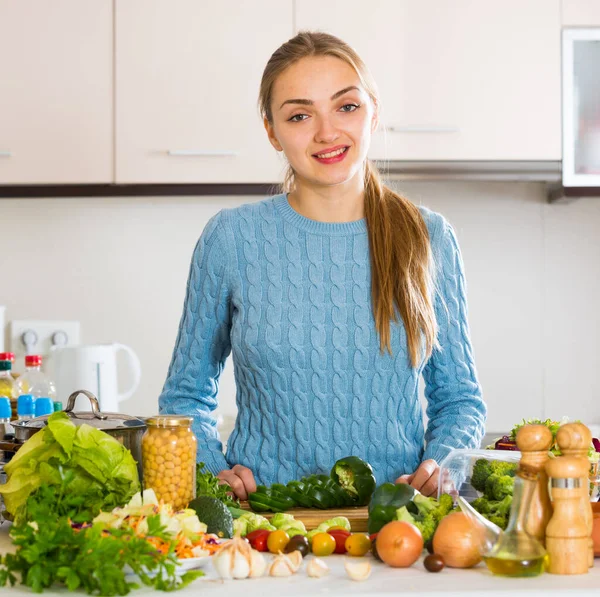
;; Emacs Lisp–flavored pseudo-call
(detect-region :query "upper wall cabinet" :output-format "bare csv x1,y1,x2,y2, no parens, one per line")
296,0,561,161
115,1,292,183
0,0,112,184
562,0,600,26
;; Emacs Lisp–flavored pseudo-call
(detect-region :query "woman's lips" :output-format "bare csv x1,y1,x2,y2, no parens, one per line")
312,146,349,165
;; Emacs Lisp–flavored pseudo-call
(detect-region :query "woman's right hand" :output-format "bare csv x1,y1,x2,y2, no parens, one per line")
217,464,257,501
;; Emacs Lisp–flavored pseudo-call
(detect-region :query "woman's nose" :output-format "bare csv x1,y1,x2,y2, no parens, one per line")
314,116,340,143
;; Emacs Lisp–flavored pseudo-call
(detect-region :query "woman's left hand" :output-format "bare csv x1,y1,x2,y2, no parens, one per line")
394,459,439,497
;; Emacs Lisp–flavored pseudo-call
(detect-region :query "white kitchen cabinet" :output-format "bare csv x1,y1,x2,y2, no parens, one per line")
0,0,112,184
562,0,600,26
115,1,292,183
296,0,561,161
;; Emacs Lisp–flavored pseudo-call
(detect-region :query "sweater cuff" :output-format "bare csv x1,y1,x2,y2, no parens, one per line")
422,444,454,468
197,449,229,477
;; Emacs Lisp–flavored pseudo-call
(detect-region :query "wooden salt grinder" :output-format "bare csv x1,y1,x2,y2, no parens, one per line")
556,422,594,568
515,424,553,546
545,455,590,575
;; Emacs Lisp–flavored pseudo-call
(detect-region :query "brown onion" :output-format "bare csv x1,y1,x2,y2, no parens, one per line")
432,512,482,568
376,521,424,568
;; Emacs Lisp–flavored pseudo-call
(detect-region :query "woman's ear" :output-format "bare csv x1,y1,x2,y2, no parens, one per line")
264,117,283,152
371,101,380,134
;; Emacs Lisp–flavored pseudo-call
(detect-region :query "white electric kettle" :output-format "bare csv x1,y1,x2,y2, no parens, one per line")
50,344,141,412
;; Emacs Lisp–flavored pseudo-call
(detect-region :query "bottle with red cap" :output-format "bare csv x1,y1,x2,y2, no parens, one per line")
0,352,19,380
16,355,56,400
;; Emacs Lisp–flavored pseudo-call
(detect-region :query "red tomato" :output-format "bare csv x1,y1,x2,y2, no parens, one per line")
245,529,270,552
327,529,351,554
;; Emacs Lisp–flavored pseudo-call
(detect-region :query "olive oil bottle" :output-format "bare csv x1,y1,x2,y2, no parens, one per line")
483,425,548,577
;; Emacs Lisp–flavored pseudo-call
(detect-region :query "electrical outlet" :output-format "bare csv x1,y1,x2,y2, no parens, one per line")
8,320,81,366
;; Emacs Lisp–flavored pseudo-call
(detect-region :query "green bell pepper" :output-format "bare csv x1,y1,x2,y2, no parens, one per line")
248,485,295,513
330,456,377,506
367,482,415,534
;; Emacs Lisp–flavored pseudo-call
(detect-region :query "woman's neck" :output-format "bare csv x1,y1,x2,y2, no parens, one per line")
288,177,365,223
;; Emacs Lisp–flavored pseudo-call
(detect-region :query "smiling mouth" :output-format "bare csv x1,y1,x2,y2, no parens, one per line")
312,146,349,159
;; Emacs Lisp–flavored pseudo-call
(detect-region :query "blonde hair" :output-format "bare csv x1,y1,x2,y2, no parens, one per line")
259,31,437,366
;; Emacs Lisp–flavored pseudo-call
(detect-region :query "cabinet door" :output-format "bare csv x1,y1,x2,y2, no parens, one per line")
296,0,561,161
116,1,292,183
0,0,112,184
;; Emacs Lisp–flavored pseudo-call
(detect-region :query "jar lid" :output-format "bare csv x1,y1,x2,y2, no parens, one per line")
0,352,15,362
146,415,193,427
12,390,146,431
25,355,42,367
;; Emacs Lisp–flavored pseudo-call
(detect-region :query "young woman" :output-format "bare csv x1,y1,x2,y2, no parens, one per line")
159,31,486,499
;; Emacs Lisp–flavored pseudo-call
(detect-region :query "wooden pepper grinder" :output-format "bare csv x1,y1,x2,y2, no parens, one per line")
556,422,594,568
515,424,553,545
545,455,590,574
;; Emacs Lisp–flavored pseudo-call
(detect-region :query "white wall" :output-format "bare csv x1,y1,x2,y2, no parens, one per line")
1,182,599,437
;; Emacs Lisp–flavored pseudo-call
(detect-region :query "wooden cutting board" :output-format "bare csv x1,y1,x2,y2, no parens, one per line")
240,502,369,532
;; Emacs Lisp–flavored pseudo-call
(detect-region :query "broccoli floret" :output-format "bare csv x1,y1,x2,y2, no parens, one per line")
395,493,454,544
472,495,512,530
395,506,437,543
489,461,517,478
470,497,491,514
471,459,493,492
484,473,514,501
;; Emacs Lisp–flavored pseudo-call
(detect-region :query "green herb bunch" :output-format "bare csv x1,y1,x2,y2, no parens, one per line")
0,469,203,594
196,462,240,509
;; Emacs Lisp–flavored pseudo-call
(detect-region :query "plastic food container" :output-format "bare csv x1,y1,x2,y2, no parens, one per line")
142,415,197,510
437,448,521,501
438,448,600,501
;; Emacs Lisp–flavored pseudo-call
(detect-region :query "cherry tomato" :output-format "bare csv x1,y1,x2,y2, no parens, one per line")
311,532,336,557
327,529,351,554
245,529,270,552
267,529,290,554
345,533,372,557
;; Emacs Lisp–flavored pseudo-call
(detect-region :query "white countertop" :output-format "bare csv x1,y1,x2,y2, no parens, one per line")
1,521,599,596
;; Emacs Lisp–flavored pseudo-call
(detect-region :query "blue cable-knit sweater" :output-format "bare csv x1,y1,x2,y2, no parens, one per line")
159,193,486,486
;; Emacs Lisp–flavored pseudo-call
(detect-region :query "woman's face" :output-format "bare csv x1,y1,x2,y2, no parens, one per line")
265,56,378,190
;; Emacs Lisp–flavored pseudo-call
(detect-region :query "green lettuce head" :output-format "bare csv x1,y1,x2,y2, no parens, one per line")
0,412,139,522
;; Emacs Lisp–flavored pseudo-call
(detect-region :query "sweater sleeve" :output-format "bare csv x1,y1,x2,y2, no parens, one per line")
421,215,487,466
158,211,232,475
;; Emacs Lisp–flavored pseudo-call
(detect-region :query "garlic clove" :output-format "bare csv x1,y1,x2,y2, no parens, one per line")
286,550,303,572
306,557,329,578
269,558,294,577
344,558,372,581
249,549,267,578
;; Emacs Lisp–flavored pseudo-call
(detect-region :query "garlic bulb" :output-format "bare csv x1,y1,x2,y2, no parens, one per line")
212,536,266,580
344,559,372,581
269,553,298,577
306,558,329,578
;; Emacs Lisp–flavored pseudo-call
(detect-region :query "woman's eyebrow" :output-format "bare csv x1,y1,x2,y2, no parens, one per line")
279,85,360,109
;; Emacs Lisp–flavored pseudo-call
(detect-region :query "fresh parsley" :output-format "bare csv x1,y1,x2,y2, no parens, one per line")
196,462,240,509
0,469,204,594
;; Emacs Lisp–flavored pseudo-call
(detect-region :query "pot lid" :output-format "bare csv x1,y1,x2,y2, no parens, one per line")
13,390,145,431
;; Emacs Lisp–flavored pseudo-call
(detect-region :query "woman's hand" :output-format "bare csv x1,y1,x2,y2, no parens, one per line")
394,459,439,497
217,464,257,501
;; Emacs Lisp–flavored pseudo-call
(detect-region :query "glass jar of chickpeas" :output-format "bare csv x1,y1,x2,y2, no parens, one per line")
142,416,197,510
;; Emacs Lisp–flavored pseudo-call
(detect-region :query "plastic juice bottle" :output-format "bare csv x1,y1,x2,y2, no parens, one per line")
0,361,17,421
17,355,56,399
17,394,35,421
34,397,53,418
0,396,14,439
0,353,19,380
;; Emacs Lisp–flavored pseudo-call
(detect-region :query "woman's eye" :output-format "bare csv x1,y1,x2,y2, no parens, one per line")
340,103,360,113
288,113,308,122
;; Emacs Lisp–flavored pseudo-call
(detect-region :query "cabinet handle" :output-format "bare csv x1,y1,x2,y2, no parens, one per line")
386,126,459,134
167,149,238,157
0,151,11,157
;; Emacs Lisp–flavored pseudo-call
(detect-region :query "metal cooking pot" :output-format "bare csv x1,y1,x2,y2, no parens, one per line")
9,389,146,480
